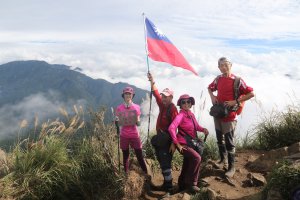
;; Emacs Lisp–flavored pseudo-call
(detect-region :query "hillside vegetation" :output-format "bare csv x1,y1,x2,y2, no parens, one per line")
0,103,299,200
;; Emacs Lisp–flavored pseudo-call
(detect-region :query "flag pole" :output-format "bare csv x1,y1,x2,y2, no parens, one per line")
142,13,152,143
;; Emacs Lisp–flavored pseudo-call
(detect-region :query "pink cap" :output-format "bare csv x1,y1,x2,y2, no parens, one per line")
122,86,134,94
160,88,174,97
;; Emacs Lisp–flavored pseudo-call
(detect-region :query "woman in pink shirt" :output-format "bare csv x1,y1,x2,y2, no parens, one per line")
168,94,209,193
116,86,147,174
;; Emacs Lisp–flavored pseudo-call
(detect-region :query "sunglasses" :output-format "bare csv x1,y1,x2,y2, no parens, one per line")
181,100,191,105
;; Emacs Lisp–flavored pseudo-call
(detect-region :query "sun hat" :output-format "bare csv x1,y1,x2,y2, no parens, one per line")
177,94,195,106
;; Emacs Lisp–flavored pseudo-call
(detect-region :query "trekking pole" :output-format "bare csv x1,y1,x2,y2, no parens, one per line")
147,86,153,143
111,107,121,172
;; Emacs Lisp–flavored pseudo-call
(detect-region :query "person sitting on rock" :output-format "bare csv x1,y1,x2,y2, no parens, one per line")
168,94,209,193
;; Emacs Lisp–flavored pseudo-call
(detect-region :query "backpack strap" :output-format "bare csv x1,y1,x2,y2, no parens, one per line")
159,103,175,129
233,76,241,100
166,103,174,124
214,75,221,88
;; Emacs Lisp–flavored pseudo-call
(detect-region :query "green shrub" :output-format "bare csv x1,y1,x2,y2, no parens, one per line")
68,138,124,200
251,105,300,150
2,136,77,200
0,108,124,200
264,161,300,200
191,188,210,200
201,137,219,162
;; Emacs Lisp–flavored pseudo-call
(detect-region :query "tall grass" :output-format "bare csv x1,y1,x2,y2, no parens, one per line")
2,136,77,199
239,104,300,150
202,137,219,162
0,107,124,200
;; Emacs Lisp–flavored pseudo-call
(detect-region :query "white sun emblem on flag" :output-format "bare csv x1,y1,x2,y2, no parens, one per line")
154,26,165,38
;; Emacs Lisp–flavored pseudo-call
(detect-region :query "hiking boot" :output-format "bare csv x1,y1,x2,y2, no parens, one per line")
225,151,235,178
150,180,172,192
215,159,228,170
225,166,235,178
188,185,201,193
216,143,228,170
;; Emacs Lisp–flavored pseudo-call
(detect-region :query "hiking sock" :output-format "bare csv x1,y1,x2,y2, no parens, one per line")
134,149,148,173
122,149,130,173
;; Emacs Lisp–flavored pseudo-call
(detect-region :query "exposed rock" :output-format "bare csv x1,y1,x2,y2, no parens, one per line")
288,142,300,155
207,188,218,200
284,152,300,160
246,173,266,186
247,142,300,173
123,170,146,200
163,192,190,200
200,160,224,178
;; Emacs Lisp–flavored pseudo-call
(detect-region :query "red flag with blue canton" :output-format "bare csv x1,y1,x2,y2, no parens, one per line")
145,17,198,76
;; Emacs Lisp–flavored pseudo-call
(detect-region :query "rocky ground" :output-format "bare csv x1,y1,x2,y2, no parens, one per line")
1,142,299,200
122,142,300,200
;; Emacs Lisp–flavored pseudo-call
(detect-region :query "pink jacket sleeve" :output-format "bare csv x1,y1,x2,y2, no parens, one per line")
168,113,184,145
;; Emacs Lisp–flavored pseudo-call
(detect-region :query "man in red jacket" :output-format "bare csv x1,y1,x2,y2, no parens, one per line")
148,72,178,193
208,57,254,178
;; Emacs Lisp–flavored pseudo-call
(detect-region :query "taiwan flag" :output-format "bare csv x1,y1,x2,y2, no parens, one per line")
145,17,198,76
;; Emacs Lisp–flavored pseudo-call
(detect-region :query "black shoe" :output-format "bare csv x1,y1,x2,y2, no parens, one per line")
188,185,201,193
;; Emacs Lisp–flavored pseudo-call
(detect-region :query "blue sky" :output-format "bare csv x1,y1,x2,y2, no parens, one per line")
0,0,300,138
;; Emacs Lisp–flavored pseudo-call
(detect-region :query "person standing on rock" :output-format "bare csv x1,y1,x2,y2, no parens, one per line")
116,86,148,174
208,57,254,178
147,72,178,193
168,94,209,193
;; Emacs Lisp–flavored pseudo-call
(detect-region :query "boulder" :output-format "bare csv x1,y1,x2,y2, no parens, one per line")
247,142,300,173
288,142,300,155
246,173,267,186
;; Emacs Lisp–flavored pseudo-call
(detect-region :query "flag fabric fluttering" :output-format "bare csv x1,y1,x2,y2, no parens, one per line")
144,17,198,76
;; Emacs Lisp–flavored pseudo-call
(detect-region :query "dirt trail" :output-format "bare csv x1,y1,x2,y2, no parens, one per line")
123,150,267,200
200,150,265,200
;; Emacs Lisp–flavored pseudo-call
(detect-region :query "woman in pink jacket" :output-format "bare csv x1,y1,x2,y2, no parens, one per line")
168,94,209,193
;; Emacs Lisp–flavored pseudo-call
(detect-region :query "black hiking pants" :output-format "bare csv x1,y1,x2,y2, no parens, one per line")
154,145,173,171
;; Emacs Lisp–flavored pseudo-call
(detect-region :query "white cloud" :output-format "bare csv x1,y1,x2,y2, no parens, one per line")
0,0,300,139
0,91,87,140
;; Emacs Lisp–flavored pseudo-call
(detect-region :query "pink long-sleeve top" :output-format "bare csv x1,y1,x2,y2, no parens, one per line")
168,109,205,145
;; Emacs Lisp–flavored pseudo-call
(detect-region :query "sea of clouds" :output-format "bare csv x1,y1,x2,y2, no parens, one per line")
0,0,299,140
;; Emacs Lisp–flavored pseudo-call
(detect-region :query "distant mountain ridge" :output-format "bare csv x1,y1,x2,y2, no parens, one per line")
0,60,148,110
